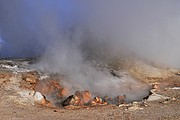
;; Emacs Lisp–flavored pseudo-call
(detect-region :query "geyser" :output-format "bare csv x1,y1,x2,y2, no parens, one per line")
0,0,180,103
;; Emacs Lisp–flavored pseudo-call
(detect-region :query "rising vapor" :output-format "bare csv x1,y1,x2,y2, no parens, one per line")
0,0,180,101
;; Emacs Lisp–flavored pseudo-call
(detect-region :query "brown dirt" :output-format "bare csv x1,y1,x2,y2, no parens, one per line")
0,63,180,120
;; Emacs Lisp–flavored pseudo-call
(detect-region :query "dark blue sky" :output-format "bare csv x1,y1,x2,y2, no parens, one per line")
0,0,82,58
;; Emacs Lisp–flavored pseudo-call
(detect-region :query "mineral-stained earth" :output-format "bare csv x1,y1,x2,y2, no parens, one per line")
0,58,180,120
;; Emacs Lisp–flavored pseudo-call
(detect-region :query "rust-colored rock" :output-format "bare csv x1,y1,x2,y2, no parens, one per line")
114,95,126,104
62,91,92,106
75,91,92,105
91,97,108,106
0,72,13,79
22,71,39,83
20,71,40,90
0,72,12,86
34,79,69,104
62,95,75,106
39,96,52,107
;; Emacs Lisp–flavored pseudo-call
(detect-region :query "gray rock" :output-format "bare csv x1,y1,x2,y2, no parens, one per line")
147,93,170,101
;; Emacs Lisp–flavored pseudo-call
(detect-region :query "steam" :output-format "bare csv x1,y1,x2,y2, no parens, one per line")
0,0,180,101
0,36,4,52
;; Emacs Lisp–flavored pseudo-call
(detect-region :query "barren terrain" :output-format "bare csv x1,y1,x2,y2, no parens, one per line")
0,59,180,120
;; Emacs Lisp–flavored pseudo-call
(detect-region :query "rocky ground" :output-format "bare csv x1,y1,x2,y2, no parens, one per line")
0,58,180,120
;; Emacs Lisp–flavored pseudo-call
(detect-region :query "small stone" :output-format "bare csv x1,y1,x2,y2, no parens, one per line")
172,97,176,101
25,77,37,83
114,95,126,104
132,101,138,104
94,97,102,103
29,91,35,96
91,101,96,105
33,92,44,101
144,104,148,107
90,96,107,106
163,101,168,104
152,82,160,89
103,102,108,105
118,104,124,107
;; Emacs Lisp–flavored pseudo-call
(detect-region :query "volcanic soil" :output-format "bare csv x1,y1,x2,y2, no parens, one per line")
0,59,180,120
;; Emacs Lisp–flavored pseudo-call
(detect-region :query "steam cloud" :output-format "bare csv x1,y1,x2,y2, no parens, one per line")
0,0,180,101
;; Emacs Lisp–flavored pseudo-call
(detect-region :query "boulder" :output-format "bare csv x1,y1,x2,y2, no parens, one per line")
62,91,92,106
34,79,69,104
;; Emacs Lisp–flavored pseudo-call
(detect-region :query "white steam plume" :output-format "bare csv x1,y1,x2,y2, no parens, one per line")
0,0,180,101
